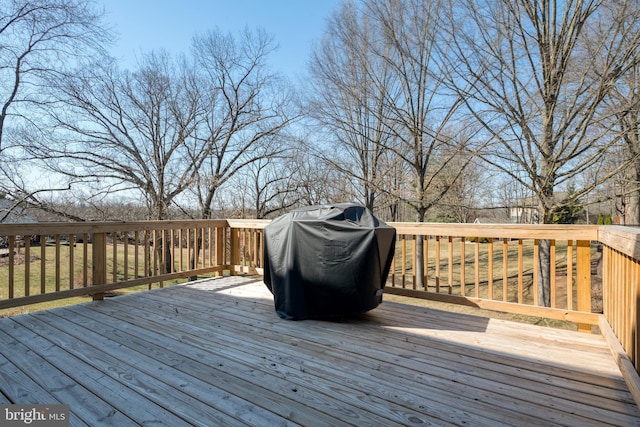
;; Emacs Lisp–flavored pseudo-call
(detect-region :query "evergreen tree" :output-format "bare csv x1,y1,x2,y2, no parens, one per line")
551,186,585,224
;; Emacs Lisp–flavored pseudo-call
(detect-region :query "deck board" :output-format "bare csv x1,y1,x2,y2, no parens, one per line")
0,276,639,426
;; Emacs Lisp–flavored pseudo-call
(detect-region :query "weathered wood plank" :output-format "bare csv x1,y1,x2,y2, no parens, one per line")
45,306,312,427
0,323,129,426
82,294,443,426
0,337,58,405
10,313,249,427
163,284,638,426
1,276,639,427
37,310,286,427
4,315,192,426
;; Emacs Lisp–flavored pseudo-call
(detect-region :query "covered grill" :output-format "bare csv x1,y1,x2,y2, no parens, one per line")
263,204,396,320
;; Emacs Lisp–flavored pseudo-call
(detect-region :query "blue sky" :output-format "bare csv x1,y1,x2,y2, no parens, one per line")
99,0,342,79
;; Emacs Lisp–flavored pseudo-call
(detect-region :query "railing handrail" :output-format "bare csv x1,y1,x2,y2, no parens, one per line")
389,222,600,240
0,219,229,236
598,225,640,258
226,219,270,229
0,220,606,242
0,219,234,310
224,219,602,240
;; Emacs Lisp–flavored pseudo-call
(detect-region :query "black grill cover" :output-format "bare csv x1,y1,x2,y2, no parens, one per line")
263,204,396,320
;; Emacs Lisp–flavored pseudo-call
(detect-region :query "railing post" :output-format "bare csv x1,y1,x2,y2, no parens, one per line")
92,232,107,301
576,240,592,332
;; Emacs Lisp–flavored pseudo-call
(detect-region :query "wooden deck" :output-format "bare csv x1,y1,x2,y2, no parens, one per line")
0,276,638,426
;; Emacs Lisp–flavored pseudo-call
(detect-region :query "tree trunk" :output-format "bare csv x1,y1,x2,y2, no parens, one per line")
629,163,640,225
537,239,551,307
189,229,201,281
163,236,173,274
414,208,427,289
155,233,173,275
389,201,398,222
537,197,553,307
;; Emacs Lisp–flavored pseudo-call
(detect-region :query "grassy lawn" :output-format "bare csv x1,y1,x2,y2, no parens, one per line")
0,242,211,317
391,237,593,310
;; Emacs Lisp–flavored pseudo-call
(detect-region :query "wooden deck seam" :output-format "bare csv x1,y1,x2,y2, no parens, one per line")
1,277,639,427
2,316,190,426
81,294,462,426
8,314,224,427
148,284,636,427
54,304,398,427
0,348,59,406
0,326,131,426
39,308,302,427
176,284,626,382
107,284,632,427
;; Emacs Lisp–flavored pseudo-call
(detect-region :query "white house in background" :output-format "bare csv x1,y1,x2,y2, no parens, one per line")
509,195,542,224
509,192,592,224
508,192,626,224
472,207,510,224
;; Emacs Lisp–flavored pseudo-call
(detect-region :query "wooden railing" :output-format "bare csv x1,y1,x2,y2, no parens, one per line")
597,226,640,384
0,219,264,309
1,219,639,378
385,223,599,331
227,219,267,276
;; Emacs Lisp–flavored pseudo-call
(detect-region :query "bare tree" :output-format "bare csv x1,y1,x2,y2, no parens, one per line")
34,51,206,220
309,0,478,287
308,0,395,212
448,0,640,305
294,150,347,207
191,28,298,219
364,0,478,287
605,62,640,224
0,0,111,221
237,137,301,219
0,0,110,153
435,151,490,223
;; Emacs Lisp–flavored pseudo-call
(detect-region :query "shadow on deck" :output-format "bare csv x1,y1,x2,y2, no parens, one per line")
0,276,638,426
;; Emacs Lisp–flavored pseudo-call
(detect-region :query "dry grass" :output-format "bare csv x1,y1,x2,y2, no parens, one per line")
390,237,596,311
0,242,199,317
